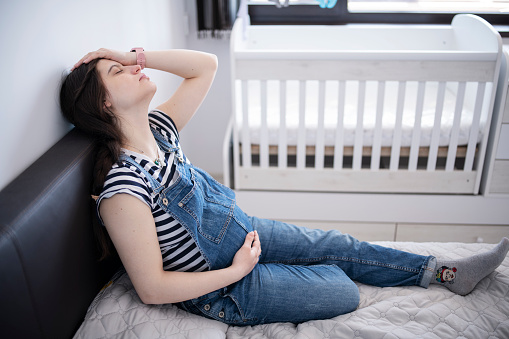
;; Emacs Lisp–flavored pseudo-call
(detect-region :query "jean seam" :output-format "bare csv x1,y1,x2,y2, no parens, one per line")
223,293,258,324
418,256,436,288
262,256,421,273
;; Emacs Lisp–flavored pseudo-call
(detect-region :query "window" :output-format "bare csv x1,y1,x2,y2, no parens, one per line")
349,0,509,14
248,0,509,36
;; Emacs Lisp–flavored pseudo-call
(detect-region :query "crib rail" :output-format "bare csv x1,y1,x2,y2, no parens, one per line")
235,60,497,82
229,15,503,194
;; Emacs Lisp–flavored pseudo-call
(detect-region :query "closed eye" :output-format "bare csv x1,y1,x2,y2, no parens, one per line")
107,64,123,75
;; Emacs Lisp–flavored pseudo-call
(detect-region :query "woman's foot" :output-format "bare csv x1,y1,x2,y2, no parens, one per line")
431,237,509,295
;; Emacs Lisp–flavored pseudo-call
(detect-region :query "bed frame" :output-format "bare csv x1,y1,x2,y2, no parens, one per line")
0,129,120,338
224,14,503,194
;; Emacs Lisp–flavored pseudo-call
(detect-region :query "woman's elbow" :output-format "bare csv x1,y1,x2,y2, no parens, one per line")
136,284,178,305
205,53,218,74
138,290,158,305
139,291,182,305
134,279,165,305
212,54,218,70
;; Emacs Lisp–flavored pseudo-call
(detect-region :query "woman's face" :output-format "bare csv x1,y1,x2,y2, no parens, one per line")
96,59,157,113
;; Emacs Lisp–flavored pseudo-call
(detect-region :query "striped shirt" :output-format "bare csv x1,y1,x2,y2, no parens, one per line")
97,110,209,273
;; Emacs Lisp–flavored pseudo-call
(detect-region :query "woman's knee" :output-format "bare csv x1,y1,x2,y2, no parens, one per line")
232,264,360,324
336,278,360,314
314,265,360,315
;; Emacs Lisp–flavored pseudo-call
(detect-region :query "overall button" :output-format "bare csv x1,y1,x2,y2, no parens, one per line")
218,311,225,318
162,198,168,206
178,202,183,207
203,304,211,311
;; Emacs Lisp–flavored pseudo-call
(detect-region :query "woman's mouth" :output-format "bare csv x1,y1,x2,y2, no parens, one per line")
139,74,149,81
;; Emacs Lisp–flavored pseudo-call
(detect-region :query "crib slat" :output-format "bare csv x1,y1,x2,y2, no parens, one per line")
297,80,307,170
260,80,269,168
333,81,346,170
464,82,486,171
315,81,326,170
278,81,288,169
241,80,251,168
371,81,385,171
427,81,446,171
409,81,426,171
390,82,406,171
446,82,466,172
353,81,366,170
231,82,240,188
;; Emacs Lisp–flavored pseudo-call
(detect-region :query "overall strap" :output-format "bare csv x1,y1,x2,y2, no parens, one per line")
151,127,186,164
118,154,165,195
152,127,179,153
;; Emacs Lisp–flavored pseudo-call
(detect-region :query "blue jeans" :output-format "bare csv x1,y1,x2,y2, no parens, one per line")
179,217,436,325
122,128,436,326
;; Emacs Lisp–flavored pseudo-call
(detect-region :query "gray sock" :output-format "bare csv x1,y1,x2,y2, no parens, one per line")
431,237,509,295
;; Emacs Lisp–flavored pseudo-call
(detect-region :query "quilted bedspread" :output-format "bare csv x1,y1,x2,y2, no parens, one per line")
74,241,509,339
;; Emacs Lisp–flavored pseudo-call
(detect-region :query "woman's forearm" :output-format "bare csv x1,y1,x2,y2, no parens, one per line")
143,50,218,79
72,48,217,78
143,265,244,305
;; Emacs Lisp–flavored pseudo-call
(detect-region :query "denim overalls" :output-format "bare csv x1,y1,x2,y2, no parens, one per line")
117,128,437,326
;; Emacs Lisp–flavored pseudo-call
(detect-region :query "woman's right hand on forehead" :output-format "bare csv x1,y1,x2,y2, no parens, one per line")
71,48,135,71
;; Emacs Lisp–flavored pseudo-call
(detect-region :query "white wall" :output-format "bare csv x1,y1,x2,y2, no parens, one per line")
0,0,188,190
180,1,232,179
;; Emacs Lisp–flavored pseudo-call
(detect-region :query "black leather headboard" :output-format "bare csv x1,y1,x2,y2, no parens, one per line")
0,128,120,339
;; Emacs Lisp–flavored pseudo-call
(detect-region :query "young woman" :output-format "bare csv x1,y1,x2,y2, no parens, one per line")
60,48,509,326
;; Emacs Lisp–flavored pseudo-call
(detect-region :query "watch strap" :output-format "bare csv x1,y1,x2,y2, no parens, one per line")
130,47,146,69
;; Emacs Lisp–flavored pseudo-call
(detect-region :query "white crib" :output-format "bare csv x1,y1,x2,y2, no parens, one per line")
224,14,503,194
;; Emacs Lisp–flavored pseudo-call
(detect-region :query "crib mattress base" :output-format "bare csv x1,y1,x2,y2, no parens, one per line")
246,144,469,158
242,144,474,172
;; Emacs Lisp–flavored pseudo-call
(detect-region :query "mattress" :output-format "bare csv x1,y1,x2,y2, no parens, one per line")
235,80,491,148
74,241,509,339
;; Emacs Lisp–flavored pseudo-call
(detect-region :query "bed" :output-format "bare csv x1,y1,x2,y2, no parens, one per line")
74,242,509,338
224,14,504,194
1,123,508,339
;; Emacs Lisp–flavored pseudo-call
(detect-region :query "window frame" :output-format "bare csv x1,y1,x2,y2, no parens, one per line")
247,0,509,37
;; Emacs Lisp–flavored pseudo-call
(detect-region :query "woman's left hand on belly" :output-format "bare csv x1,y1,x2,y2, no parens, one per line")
230,231,262,280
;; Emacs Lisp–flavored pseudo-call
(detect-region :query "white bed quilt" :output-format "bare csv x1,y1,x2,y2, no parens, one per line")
74,241,509,339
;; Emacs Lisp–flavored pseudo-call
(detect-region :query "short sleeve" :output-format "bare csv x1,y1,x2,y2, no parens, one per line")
96,164,154,225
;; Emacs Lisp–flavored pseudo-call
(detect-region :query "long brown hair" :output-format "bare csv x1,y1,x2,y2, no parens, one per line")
59,59,121,260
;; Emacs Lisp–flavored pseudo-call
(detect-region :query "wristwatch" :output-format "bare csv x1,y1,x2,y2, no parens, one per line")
130,47,146,69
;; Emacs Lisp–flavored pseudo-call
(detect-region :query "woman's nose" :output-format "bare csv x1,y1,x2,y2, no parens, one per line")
131,65,141,74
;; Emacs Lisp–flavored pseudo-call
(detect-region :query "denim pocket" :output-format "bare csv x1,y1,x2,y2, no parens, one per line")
176,168,235,244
